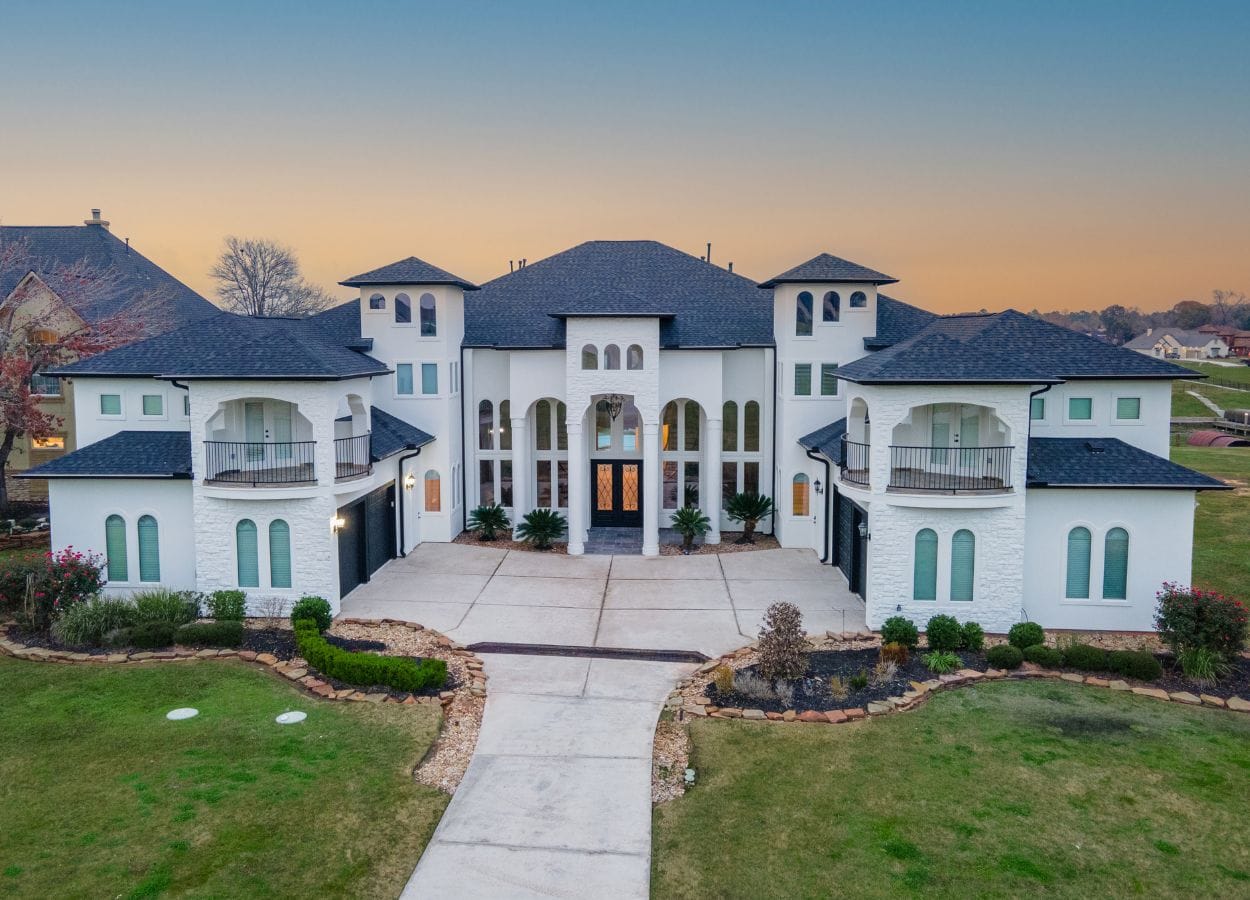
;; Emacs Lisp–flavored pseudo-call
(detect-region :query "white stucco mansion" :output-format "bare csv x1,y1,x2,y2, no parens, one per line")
29,240,1226,633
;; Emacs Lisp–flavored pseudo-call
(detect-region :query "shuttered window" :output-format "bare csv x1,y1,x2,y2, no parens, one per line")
913,529,938,600
105,515,128,582
950,529,975,601
236,519,259,587
1066,526,1092,598
1102,527,1129,600
137,515,160,582
269,519,292,589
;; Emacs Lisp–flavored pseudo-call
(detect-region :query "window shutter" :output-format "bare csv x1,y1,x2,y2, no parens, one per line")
137,516,160,582
1102,527,1129,600
1066,527,1091,598
269,520,292,589
913,529,937,600
105,515,128,582
236,519,259,587
950,529,975,601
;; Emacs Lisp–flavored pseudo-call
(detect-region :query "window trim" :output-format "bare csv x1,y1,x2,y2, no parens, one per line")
1112,394,1143,426
140,394,165,419
367,292,387,312
1030,396,1046,421
395,363,415,397
794,291,815,338
98,393,123,418
1065,396,1094,423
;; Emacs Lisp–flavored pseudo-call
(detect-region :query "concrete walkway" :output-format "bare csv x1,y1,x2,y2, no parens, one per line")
403,653,693,899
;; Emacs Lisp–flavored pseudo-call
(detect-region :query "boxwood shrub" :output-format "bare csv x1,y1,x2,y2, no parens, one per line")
881,615,919,649
924,614,963,653
290,596,333,633
1107,649,1163,681
986,644,1023,670
107,621,177,650
1062,643,1109,671
1022,644,1063,668
1007,622,1045,649
175,621,245,648
960,621,985,652
293,619,446,693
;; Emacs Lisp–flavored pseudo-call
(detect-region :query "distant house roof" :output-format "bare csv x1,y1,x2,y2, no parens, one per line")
758,252,897,288
798,418,847,465
1122,329,1225,350
464,241,772,349
0,224,217,329
19,431,192,479
1026,438,1229,490
837,310,1204,384
369,406,434,460
340,256,478,290
50,310,389,381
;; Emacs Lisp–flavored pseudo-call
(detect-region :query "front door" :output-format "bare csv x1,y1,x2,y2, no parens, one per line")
590,460,643,527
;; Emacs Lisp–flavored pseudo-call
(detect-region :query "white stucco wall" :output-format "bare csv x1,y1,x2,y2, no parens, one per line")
69,376,191,446
1028,379,1172,456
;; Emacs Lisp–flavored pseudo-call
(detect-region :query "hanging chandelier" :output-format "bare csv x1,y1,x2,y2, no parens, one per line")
606,393,625,421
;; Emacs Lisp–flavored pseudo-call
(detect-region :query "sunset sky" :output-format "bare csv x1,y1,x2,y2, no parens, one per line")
3,1,1247,313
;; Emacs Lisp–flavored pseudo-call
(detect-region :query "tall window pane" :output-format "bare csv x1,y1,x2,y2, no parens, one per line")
744,402,760,452
604,345,620,369
395,292,412,324
499,400,511,450
421,363,438,394
820,364,839,396
479,400,494,449
105,515,127,582
622,404,640,451
794,364,812,396
796,291,813,336
663,461,679,508
1030,397,1045,420
627,344,643,369
537,460,552,507
822,291,840,322
269,519,292,588
500,460,513,507
913,529,938,600
535,399,552,451
662,401,678,451
683,461,700,507
396,364,413,395
950,529,975,601
581,345,597,369
722,402,738,452
556,402,567,451
792,474,809,516
479,459,495,505
137,515,160,582
556,461,568,508
596,400,612,450
424,470,441,512
236,519,259,587
1103,527,1129,599
1068,397,1092,420
1066,526,1091,598
684,401,700,451
743,461,759,495
722,461,737,505
419,292,436,336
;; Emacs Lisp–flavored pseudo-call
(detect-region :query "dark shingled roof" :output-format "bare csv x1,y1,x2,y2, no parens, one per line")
20,431,192,479
311,298,372,350
837,310,1203,384
0,224,217,328
51,311,389,381
369,406,434,461
759,252,897,288
1026,438,1229,490
464,241,772,349
798,418,847,465
865,295,938,350
340,256,478,290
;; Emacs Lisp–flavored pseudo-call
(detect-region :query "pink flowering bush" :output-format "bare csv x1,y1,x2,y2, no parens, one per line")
0,547,105,630
1154,582,1248,659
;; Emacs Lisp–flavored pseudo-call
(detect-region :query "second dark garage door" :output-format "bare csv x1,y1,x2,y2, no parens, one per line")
338,482,397,597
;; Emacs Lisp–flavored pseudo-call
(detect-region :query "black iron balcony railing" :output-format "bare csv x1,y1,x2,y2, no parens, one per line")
839,437,871,486
888,445,1013,493
204,441,316,486
334,433,372,480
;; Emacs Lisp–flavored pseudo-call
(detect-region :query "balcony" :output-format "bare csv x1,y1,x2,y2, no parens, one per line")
203,434,373,487
838,436,1013,494
334,433,372,480
840,438,870,487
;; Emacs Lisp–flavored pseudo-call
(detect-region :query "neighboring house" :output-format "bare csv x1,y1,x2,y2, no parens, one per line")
1197,323,1250,358
0,210,216,498
1123,328,1230,360
25,240,1227,634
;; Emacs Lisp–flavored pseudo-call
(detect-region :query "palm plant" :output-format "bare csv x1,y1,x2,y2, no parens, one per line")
467,503,511,541
724,492,774,544
670,506,711,555
514,508,567,551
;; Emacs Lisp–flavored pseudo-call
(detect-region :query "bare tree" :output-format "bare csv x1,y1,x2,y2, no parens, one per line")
209,236,334,317
1210,289,1248,327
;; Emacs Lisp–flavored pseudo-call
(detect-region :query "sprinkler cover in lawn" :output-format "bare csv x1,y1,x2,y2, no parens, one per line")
275,711,307,725
166,708,198,720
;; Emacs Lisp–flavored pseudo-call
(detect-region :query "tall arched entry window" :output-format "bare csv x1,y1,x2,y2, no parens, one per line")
913,529,938,600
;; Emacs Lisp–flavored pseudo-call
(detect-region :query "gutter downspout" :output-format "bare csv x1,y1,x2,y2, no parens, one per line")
769,345,778,536
460,344,468,535
805,447,832,563
396,446,422,557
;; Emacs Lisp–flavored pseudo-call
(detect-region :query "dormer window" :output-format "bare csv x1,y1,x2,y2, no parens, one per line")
419,293,437,336
850,291,867,309
822,291,840,322
796,291,813,336
369,293,386,310
395,292,412,324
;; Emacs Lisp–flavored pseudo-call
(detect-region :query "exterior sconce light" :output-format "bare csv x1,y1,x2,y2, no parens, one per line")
857,522,870,540
813,478,824,495
404,472,416,491
331,515,346,533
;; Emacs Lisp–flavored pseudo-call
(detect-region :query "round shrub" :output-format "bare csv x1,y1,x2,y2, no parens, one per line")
924,614,963,653
1022,644,1063,668
290,595,333,632
1008,622,1045,649
881,615,919,649
1107,649,1163,681
986,644,1023,670
960,621,985,652
206,589,247,621
1062,643,1109,672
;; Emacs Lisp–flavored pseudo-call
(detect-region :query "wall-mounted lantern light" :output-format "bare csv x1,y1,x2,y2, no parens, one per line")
331,515,346,533
813,478,824,496
404,472,416,491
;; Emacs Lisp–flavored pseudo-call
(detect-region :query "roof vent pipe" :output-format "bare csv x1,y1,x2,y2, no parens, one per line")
706,242,712,264
728,261,734,273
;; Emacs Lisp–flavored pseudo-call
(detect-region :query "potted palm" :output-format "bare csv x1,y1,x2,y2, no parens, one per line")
670,506,711,555
467,503,510,541
514,508,567,551
724,492,773,544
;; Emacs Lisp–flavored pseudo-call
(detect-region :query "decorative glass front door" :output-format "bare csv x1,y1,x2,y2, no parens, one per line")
590,460,643,527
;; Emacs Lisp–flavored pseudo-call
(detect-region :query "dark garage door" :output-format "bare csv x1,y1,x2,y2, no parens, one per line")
338,482,397,597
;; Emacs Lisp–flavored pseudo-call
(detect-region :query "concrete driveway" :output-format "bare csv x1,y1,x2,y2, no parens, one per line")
341,544,864,657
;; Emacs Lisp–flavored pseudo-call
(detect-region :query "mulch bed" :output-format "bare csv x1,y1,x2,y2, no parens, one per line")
1156,654,1250,698
241,626,385,658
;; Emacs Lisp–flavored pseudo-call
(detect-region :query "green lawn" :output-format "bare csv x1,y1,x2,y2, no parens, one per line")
1171,380,1250,417
1172,445,1250,597
0,655,447,898
1178,361,1250,385
652,681,1250,899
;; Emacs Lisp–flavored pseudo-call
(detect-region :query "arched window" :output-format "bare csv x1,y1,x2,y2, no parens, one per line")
478,400,494,450
622,403,641,452
368,292,386,310
744,401,760,452
913,529,938,600
595,400,612,450
950,529,975,601
424,470,441,512
792,474,809,516
535,399,552,451
684,401,700,451
394,292,412,324
236,519,259,587
627,345,643,369
604,345,621,370
269,519,292,589
137,515,160,582
1066,526,1092,599
419,292,436,336
722,401,738,452
850,290,867,309
105,514,127,582
1103,527,1129,600
822,291,840,322
796,291,813,336
662,401,678,451
499,400,511,451
581,344,598,369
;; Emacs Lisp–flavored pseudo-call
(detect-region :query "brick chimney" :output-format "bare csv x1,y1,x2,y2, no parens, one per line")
84,208,110,230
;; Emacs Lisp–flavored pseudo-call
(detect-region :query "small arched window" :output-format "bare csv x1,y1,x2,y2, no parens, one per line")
105,514,127,582
822,291,840,322
419,292,436,336
137,515,160,582
950,529,975,601
627,345,643,369
722,401,738,452
478,400,494,450
236,519,259,587
914,529,938,600
424,470,441,512
581,344,598,370
499,400,511,451
269,519,292,589
1066,526,1092,599
792,474,810,516
744,401,760,452
796,291,813,336
368,292,386,310
850,290,868,309
1103,527,1129,600
604,345,621,370
394,292,412,324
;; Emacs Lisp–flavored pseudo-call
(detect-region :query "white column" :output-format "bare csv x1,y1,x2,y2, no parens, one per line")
566,422,586,555
510,417,529,521
704,417,722,545
642,421,660,556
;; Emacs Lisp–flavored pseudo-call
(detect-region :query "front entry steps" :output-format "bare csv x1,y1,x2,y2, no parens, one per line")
466,641,709,664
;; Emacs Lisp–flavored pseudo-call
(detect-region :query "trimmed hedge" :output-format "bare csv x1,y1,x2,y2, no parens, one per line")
986,644,1023,670
1022,644,1063,668
1062,643,1109,671
881,616,919,649
175,621,244,648
1107,649,1163,681
1007,622,1045,649
293,619,446,693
